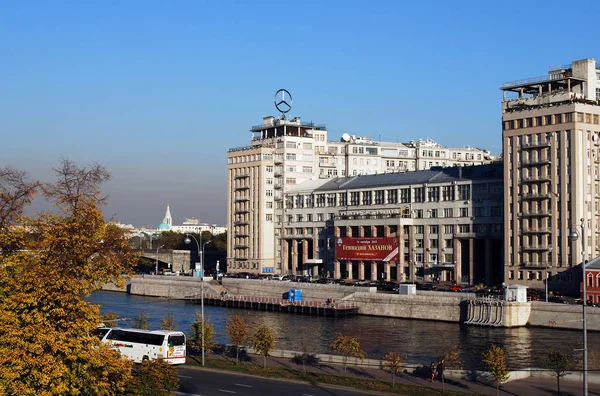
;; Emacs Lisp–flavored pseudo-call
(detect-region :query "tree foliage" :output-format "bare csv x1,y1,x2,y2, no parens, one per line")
482,344,510,396
226,314,249,364
439,345,462,369
160,313,176,330
383,351,405,386
125,359,179,396
190,312,215,354
250,324,276,368
542,348,574,396
330,334,366,376
0,160,140,395
132,312,150,330
102,312,120,327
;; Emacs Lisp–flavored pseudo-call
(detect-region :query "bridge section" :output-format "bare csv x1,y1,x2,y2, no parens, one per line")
139,249,191,273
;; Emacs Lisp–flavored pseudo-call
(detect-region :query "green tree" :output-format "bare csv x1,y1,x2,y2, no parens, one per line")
383,351,405,387
0,160,138,395
482,344,510,396
542,348,574,396
155,231,184,250
125,359,179,395
160,313,176,330
250,324,276,368
102,312,119,327
226,314,249,364
330,334,366,376
213,231,227,252
190,312,215,355
132,312,150,330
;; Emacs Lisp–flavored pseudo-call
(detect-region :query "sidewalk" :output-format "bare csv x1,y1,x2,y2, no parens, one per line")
205,350,600,396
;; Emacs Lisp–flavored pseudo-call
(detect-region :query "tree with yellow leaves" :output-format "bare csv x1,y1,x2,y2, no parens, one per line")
0,160,157,395
482,344,510,396
331,334,366,376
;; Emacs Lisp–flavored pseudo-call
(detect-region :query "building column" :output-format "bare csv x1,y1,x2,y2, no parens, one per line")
347,226,353,237
454,238,461,283
359,226,365,237
302,241,309,276
385,263,391,281
335,226,341,238
334,261,341,279
358,261,365,280
384,225,390,237
346,261,353,280
292,240,299,275
371,225,377,237
469,239,474,286
485,239,492,285
371,261,377,281
395,262,404,282
313,264,319,278
282,239,289,274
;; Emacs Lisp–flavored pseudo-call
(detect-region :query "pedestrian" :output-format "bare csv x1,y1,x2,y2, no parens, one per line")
437,359,445,381
429,362,436,382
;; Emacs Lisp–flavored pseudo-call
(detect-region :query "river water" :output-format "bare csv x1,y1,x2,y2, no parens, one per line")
89,291,600,370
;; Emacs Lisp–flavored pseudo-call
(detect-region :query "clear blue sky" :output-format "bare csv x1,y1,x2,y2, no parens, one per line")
1,0,598,226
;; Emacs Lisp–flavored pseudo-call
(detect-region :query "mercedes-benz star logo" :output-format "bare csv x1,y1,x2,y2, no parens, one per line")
274,89,292,114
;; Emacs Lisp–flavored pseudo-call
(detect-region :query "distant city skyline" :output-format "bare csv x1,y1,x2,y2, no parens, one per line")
2,0,598,225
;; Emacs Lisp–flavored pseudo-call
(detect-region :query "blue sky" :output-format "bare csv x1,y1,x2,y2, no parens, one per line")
1,0,598,226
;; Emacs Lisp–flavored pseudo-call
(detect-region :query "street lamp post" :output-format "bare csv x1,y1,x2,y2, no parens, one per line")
184,234,209,367
569,218,587,395
155,245,164,275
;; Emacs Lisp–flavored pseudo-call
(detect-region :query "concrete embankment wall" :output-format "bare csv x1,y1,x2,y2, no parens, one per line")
528,301,600,331
221,278,370,301
102,275,222,299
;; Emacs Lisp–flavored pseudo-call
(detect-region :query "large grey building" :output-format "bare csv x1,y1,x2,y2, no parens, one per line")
501,58,600,293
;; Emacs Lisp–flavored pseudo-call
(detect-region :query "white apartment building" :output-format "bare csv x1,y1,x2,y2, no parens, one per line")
157,204,227,235
501,58,600,294
227,116,496,275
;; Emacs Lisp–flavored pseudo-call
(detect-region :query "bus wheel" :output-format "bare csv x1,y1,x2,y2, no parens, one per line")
142,355,149,362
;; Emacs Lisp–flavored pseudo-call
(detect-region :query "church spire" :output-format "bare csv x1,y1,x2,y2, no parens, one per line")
163,203,172,226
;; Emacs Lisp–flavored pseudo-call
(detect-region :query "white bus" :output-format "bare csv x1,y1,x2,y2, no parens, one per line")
94,327,186,365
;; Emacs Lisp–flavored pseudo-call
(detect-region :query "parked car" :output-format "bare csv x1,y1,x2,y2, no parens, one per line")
450,285,463,292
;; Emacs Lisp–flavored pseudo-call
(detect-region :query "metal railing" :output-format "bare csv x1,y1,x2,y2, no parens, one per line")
502,75,551,89
187,293,358,309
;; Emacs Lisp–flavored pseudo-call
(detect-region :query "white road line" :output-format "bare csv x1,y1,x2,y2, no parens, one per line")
235,383,252,388
178,375,193,378
218,390,236,394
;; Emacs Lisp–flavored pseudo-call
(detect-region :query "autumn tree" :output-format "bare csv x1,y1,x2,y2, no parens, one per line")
439,344,463,392
190,312,215,355
250,324,276,368
0,160,139,395
383,351,405,387
331,334,366,376
132,312,150,330
160,313,176,330
125,359,179,395
482,344,510,396
542,348,574,396
226,314,249,364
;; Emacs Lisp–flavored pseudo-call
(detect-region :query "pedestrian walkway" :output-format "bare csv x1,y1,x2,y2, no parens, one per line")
205,351,600,395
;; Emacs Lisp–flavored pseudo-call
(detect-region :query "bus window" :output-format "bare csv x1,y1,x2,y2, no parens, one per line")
92,327,111,340
168,334,185,346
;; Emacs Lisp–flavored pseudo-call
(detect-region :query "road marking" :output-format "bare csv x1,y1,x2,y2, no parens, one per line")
218,390,236,394
173,392,202,396
235,383,252,388
178,375,193,378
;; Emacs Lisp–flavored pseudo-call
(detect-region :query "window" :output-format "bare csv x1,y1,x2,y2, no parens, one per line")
442,186,454,201
430,208,438,218
286,153,297,160
444,225,454,234
362,191,372,205
327,193,336,207
415,209,423,219
307,214,313,222
266,201,273,208
444,238,452,248
415,225,424,234
460,208,469,217
339,193,347,207
429,225,439,234
302,166,313,173
444,208,453,218
457,185,470,200
375,190,385,204
296,214,303,222
387,189,398,204
350,192,360,206
416,239,423,247
414,187,425,203
317,213,324,222
266,214,273,221
266,190,273,197
266,166,273,172
427,187,440,202
316,194,326,207
400,188,411,203
429,239,439,249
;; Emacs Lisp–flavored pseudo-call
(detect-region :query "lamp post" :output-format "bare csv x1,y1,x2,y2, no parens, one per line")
569,218,587,395
545,247,552,303
185,234,209,367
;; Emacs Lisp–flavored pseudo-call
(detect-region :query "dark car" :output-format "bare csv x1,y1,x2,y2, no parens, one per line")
417,283,438,291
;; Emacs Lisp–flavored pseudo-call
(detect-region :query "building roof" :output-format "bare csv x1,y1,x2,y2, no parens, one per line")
311,163,502,192
585,256,600,270
157,223,170,231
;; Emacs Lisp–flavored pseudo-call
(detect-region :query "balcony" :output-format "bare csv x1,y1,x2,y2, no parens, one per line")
520,175,551,183
521,140,552,149
318,162,336,168
234,209,250,214
520,261,552,269
234,244,249,249
274,183,283,190
234,232,249,238
274,172,283,178
234,173,249,179
520,210,551,217
521,227,551,234
521,245,552,251
233,220,249,226
521,158,551,166
234,196,250,202
520,192,551,201
235,185,250,191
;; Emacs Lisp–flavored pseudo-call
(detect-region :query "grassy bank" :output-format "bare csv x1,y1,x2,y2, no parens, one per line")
185,355,476,396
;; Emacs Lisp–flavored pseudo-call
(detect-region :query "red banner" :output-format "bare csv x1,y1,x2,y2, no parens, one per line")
335,237,399,261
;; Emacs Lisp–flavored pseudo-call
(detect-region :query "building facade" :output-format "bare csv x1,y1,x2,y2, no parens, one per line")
157,204,227,235
227,116,497,275
501,58,600,293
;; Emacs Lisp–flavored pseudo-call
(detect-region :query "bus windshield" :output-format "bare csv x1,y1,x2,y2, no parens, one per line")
168,334,185,346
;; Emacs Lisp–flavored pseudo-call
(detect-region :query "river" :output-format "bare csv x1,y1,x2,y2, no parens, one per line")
89,291,600,370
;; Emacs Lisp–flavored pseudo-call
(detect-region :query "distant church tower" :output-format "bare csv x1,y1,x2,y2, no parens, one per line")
163,204,172,227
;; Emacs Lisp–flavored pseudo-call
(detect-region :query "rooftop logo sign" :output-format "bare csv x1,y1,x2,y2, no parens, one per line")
274,89,292,119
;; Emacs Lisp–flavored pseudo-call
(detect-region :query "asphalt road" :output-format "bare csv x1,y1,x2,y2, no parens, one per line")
176,366,380,396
